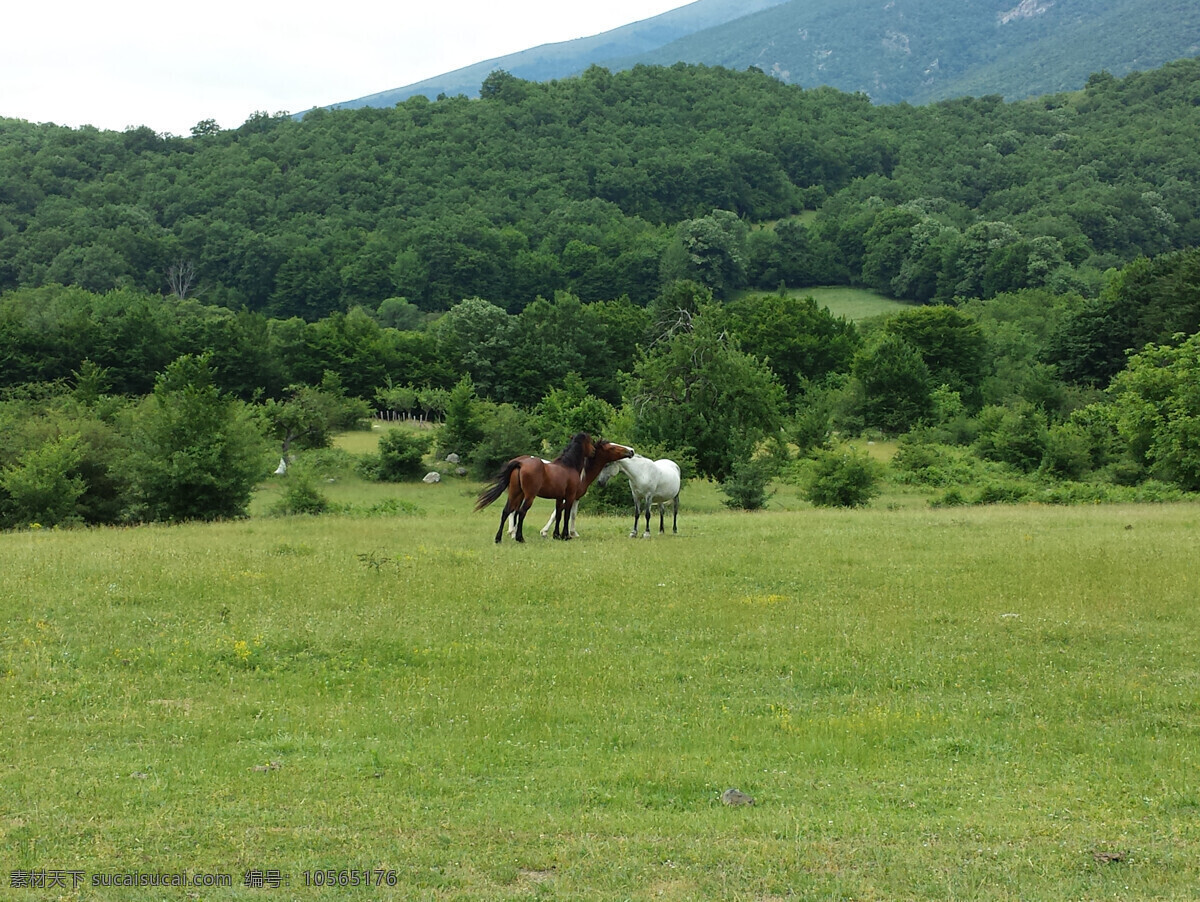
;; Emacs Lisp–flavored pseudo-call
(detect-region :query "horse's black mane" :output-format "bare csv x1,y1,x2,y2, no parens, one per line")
556,432,593,471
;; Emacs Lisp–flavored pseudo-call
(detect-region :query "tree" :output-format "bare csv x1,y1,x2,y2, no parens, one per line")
438,376,485,461
431,298,514,399
122,355,270,521
623,308,785,480
262,384,359,459
0,434,86,528
533,372,615,451
1108,332,1200,490
851,332,934,433
722,292,859,397
659,210,749,298
884,305,989,409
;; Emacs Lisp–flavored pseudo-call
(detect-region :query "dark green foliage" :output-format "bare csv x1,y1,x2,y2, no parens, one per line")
850,333,934,433
623,308,785,480
806,448,880,508
971,402,1049,473
1108,332,1200,490
437,377,485,463
273,474,331,516
883,305,989,408
532,373,615,452
1050,248,1200,386
374,429,433,482
720,457,776,511
722,292,859,397
121,355,271,522
5,60,1200,317
0,434,86,528
467,404,538,481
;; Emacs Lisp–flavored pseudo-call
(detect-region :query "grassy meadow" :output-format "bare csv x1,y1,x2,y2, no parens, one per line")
734,286,913,322
2,434,1199,899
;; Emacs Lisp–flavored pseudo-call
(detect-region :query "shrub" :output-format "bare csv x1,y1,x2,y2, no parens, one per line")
721,457,776,510
375,429,433,482
972,401,1048,472
0,434,86,528
1039,422,1093,480
974,480,1033,504
806,449,880,508
121,355,271,522
468,404,536,480
273,475,331,516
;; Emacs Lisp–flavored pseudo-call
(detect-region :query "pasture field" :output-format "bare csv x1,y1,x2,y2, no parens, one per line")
733,286,913,322
3,485,1199,900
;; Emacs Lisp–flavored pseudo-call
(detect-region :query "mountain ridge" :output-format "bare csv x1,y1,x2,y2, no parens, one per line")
324,0,787,112
321,0,1200,112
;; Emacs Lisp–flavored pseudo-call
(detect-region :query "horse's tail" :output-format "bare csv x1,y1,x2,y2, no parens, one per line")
475,460,521,511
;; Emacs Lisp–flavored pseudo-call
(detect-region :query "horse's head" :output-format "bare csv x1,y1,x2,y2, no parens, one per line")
591,440,635,483
595,439,635,464
596,460,621,486
559,432,595,472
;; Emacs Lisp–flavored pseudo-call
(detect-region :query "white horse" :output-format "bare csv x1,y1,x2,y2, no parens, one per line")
598,455,681,538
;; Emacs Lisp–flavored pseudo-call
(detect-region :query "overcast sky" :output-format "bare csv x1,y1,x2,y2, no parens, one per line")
3,0,694,136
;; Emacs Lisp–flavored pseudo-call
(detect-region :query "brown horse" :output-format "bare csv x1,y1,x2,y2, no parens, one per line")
536,438,635,538
475,432,597,543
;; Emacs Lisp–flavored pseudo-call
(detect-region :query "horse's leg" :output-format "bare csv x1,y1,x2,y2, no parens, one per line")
672,495,679,533
514,503,528,543
629,496,640,538
659,501,666,533
539,508,556,538
552,499,563,539
642,495,652,538
559,496,573,541
495,501,512,544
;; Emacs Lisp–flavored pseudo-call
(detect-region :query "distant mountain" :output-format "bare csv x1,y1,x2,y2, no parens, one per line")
325,0,788,112
612,0,1200,104
323,0,1200,112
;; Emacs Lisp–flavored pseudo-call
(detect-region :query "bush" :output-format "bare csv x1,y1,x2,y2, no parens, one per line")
974,480,1033,504
273,475,331,515
1039,422,1093,480
721,456,776,510
468,404,536,480
121,355,271,522
972,401,1048,472
0,434,86,528
375,429,433,482
806,449,880,508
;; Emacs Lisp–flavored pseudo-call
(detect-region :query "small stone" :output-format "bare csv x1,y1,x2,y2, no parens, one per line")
721,787,754,806
423,472,441,483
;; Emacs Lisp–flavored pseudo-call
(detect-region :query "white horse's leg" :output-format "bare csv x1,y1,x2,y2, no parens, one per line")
539,509,555,538
641,494,652,538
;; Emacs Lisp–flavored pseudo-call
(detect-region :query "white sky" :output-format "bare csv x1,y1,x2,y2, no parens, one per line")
3,0,694,136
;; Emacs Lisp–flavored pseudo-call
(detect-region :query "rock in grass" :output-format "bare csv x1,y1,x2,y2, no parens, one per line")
721,787,755,806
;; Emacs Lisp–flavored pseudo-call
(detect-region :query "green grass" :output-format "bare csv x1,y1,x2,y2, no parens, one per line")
802,286,916,321
3,480,1199,899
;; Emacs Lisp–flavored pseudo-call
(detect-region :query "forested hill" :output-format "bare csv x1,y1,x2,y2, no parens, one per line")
3,59,1200,318
331,0,1200,109
328,0,788,112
